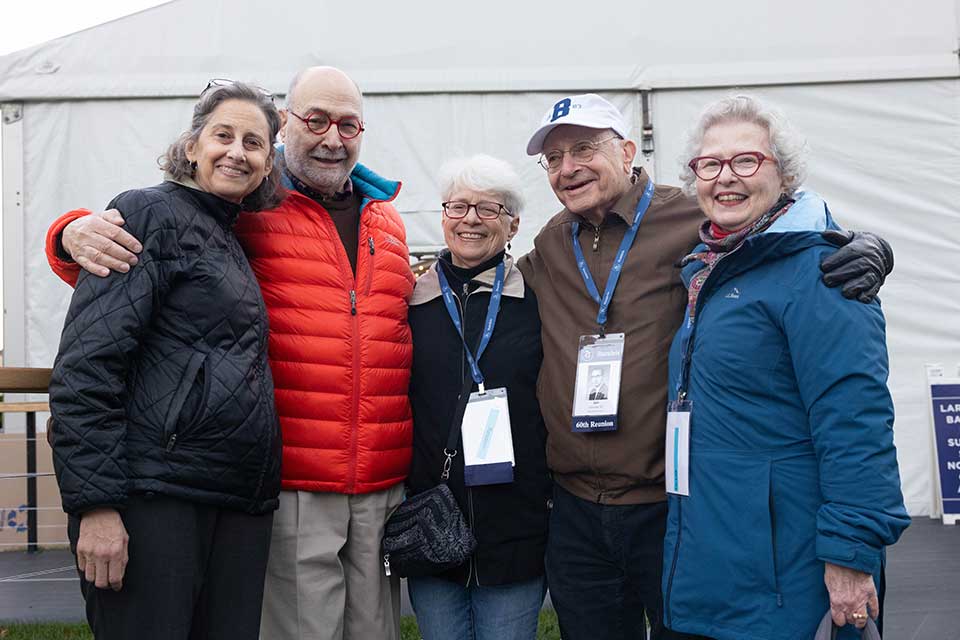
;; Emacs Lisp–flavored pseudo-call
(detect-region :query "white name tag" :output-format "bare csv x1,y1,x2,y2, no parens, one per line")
572,333,624,432
462,387,515,486
665,401,691,496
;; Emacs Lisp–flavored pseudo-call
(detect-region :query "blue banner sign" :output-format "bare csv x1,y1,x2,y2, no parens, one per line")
931,382,960,517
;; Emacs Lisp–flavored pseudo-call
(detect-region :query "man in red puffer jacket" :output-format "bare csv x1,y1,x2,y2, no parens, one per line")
44,67,414,640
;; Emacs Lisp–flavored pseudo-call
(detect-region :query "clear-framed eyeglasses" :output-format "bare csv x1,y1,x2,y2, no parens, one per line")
441,201,512,220
687,152,773,181
287,110,365,139
538,136,620,173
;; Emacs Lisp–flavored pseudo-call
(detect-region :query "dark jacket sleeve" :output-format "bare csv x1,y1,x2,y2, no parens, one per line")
783,249,910,575
49,190,184,515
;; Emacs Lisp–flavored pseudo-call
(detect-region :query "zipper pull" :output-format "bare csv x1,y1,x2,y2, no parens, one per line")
368,237,375,255
350,290,357,315
462,283,469,297
166,434,177,451
592,225,601,252
383,554,391,576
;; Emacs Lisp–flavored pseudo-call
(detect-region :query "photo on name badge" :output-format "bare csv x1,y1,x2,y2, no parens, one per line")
573,361,621,416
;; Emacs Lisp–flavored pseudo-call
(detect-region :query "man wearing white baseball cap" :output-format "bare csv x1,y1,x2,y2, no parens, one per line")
524,93,632,156
516,93,893,640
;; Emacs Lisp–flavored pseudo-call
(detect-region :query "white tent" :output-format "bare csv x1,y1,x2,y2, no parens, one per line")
1,0,958,517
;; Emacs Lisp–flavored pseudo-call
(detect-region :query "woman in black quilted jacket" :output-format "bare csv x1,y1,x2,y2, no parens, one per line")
48,81,283,640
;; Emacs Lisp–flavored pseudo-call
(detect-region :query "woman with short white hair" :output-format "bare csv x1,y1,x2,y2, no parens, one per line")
404,154,550,640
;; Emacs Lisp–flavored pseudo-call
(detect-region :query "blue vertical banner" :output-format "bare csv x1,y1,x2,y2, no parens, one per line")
930,382,960,521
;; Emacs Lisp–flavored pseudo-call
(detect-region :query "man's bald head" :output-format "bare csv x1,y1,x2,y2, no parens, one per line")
286,66,362,114
281,66,365,196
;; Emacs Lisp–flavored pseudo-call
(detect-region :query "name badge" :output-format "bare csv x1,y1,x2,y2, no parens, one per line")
572,333,624,432
462,387,515,486
665,400,691,496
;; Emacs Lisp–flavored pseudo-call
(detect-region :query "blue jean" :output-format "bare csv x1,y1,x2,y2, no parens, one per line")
407,574,546,640
546,484,693,640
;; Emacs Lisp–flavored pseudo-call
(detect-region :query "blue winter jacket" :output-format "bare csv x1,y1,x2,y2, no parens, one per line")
662,196,910,640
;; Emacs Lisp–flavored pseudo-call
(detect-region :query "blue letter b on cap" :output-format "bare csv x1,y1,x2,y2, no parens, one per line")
550,98,571,122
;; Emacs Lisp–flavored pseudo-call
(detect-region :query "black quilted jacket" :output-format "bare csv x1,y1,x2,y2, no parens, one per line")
49,181,281,516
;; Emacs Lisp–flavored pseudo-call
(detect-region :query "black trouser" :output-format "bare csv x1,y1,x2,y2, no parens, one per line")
68,494,273,640
546,485,695,640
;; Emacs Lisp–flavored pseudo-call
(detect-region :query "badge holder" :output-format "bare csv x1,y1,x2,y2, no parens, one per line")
567,181,654,435
571,332,625,433
666,310,697,496
665,397,691,496
462,387,515,486
436,260,515,486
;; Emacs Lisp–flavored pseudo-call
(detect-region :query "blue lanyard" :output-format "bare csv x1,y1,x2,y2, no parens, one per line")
571,179,655,333
674,250,737,401
436,260,505,393
675,312,696,401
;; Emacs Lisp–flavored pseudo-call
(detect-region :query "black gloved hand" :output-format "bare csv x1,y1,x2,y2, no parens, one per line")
819,230,894,303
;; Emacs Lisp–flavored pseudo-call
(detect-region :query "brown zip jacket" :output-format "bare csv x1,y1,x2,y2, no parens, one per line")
518,168,703,505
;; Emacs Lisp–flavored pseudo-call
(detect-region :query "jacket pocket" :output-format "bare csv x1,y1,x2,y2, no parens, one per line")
768,462,783,607
363,236,376,296
250,374,282,506
162,351,210,450
666,452,779,633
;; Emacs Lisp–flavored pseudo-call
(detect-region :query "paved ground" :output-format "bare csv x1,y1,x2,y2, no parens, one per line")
0,547,423,622
881,517,960,640
0,518,956,637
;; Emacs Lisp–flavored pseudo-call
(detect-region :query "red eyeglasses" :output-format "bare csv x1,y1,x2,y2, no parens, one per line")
687,152,773,181
287,110,365,139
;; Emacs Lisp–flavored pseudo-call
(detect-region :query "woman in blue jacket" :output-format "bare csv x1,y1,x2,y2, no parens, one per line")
661,95,910,640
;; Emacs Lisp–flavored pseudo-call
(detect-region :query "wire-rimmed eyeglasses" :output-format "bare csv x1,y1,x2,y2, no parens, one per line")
287,110,365,139
441,201,512,220
687,152,773,181
538,136,620,173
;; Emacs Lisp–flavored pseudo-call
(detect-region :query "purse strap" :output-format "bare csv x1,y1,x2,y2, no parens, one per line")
440,371,476,482
813,611,881,640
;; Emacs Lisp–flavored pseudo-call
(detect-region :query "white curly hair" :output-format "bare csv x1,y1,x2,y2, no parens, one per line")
678,94,808,197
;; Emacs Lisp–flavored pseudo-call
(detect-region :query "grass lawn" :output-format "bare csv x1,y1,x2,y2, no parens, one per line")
0,611,562,639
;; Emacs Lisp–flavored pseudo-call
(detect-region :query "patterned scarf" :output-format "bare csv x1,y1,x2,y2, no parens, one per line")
681,195,794,320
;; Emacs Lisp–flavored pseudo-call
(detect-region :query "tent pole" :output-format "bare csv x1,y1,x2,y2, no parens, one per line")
1,103,27,434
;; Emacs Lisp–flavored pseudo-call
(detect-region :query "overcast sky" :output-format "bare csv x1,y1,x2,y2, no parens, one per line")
0,0,170,56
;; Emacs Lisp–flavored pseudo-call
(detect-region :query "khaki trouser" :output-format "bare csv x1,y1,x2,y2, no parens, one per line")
260,486,404,640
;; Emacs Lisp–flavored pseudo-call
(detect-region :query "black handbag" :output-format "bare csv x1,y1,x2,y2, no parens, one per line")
382,374,477,578
813,611,881,640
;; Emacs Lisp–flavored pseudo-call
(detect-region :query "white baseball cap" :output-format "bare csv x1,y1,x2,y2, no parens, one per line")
526,93,630,156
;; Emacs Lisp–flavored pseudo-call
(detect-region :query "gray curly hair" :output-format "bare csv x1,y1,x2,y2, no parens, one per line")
678,94,808,197
159,81,283,211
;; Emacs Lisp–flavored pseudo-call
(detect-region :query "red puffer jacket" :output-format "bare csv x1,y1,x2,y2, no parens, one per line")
45,166,415,495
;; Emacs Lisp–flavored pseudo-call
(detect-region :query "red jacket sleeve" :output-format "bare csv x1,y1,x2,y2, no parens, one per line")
44,209,90,287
